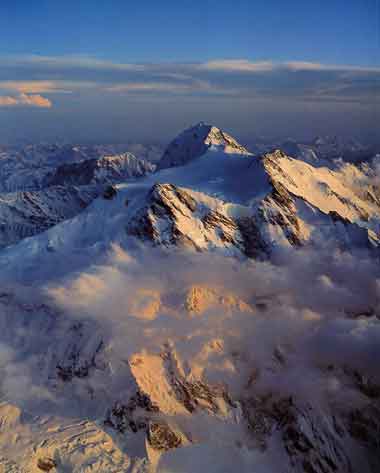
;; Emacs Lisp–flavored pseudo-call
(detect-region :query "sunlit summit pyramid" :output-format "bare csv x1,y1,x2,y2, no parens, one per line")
157,121,250,170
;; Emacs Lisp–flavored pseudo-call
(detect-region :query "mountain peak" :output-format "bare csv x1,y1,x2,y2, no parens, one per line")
157,123,250,170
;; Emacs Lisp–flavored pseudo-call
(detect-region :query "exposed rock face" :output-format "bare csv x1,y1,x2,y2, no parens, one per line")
126,183,251,255
157,122,250,170
37,457,57,471
104,391,160,434
148,422,183,451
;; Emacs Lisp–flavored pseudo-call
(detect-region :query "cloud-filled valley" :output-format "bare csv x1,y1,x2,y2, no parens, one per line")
0,241,379,472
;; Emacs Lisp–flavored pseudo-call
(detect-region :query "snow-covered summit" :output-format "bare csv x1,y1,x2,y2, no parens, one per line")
157,122,250,170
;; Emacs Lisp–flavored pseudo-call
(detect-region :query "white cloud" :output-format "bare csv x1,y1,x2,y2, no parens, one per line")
0,93,52,108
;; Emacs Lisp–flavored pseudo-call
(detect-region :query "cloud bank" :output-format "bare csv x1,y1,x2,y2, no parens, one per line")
0,55,378,142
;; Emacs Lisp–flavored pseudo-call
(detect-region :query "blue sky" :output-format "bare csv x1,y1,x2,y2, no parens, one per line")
1,0,378,65
0,1,379,143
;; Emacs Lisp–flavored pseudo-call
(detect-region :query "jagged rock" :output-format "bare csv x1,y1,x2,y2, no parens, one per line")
104,391,159,434
103,185,118,200
37,457,57,471
147,422,182,451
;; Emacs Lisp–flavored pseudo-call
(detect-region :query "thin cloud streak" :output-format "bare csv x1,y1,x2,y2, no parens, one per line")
200,59,380,74
198,59,275,72
0,55,378,104
0,81,70,94
1,54,146,72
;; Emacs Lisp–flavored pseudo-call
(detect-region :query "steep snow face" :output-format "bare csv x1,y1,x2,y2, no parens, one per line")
157,122,250,170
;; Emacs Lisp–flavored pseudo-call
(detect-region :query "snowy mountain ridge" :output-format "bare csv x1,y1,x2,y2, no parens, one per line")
0,124,379,473
1,124,379,271
45,153,155,187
